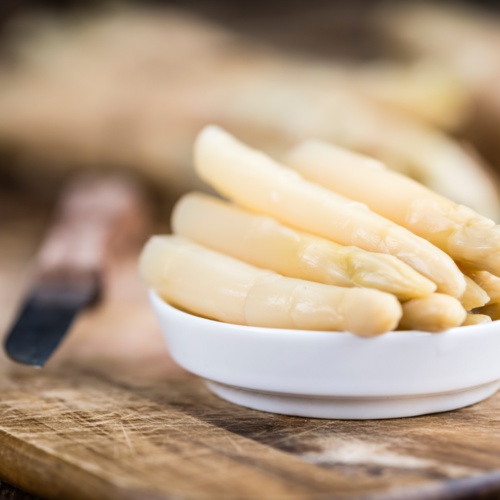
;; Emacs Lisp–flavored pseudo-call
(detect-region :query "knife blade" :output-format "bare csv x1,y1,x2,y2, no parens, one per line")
4,174,148,367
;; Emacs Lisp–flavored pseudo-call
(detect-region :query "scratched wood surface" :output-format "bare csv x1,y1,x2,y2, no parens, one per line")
4,189,500,500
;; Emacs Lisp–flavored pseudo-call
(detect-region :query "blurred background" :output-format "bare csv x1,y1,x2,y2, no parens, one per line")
0,0,500,375
2,0,500,218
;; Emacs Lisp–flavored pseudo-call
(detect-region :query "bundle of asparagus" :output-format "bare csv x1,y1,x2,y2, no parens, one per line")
140,126,500,336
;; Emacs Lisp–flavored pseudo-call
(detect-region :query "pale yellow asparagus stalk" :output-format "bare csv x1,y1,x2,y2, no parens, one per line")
460,276,490,311
464,268,500,321
139,235,402,336
462,314,492,326
465,269,500,321
463,268,500,305
286,140,500,276
195,126,465,297
172,192,436,301
399,294,467,332
477,303,500,321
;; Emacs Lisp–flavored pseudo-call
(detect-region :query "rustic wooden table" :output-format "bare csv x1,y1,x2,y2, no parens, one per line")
3,189,500,500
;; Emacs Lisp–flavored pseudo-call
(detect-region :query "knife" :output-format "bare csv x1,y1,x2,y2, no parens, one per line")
4,174,148,367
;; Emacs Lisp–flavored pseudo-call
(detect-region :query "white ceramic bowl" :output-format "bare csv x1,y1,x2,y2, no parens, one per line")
149,290,500,419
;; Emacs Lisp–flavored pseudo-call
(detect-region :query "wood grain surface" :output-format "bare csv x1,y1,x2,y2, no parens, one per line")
3,189,500,500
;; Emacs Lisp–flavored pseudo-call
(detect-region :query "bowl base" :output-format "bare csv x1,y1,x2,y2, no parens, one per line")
205,380,500,420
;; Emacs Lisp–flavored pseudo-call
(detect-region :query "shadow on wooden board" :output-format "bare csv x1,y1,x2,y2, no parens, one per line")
0,481,40,500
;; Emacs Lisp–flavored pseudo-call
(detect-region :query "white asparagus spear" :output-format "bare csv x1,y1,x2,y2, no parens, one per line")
460,276,490,311
139,235,402,336
462,314,492,326
195,125,465,297
399,294,467,332
463,268,500,305
172,192,436,300
464,267,500,319
286,140,500,276
477,303,500,322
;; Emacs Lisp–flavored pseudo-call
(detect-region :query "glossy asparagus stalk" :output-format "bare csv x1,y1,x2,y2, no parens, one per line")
195,126,465,297
172,192,436,300
460,276,490,311
477,303,500,322
462,314,492,326
463,268,500,305
399,294,467,332
465,269,500,321
139,235,402,336
286,140,500,276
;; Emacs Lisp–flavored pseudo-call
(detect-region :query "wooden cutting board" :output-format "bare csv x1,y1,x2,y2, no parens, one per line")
3,190,500,500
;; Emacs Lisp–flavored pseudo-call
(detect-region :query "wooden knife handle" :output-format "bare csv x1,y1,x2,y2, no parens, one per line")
36,174,149,285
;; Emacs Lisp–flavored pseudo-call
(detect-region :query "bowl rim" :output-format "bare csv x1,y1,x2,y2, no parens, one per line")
149,289,496,339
